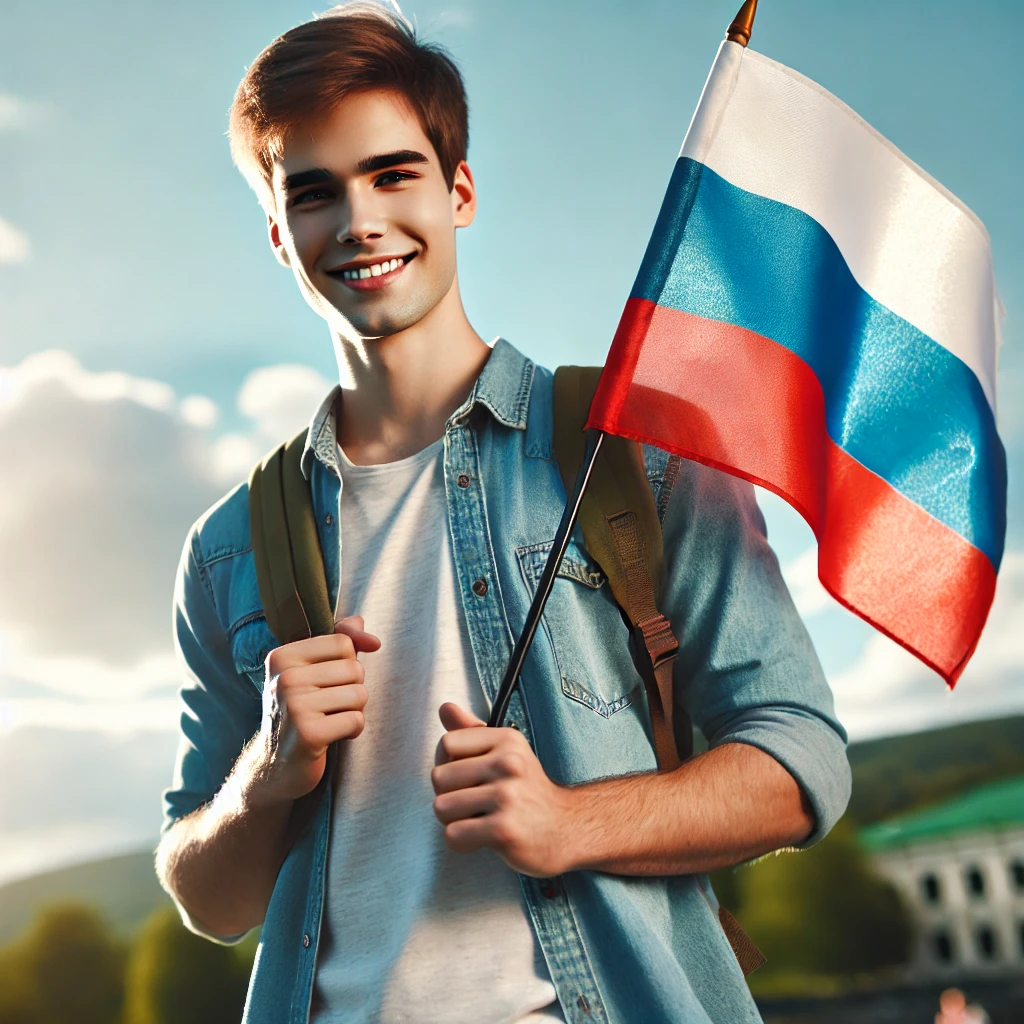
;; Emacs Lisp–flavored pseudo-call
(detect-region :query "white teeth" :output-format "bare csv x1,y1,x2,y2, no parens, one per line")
340,257,407,280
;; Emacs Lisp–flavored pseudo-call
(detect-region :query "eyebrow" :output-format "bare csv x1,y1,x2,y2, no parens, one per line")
356,149,430,175
282,168,333,192
282,150,430,192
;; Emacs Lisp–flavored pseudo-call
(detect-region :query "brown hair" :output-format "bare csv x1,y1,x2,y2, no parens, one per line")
228,2,469,212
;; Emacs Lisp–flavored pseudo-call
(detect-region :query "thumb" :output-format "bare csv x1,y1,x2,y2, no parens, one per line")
438,701,487,732
335,615,381,654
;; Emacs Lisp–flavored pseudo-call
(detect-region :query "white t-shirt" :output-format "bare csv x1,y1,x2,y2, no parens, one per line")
310,437,566,1024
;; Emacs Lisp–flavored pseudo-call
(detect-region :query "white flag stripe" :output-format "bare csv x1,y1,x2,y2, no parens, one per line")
681,42,999,413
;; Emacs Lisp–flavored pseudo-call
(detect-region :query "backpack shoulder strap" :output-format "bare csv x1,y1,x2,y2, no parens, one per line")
554,366,765,977
247,428,334,645
247,428,337,847
552,365,691,770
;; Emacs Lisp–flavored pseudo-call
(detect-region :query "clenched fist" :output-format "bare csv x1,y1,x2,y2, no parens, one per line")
258,615,380,803
430,702,579,877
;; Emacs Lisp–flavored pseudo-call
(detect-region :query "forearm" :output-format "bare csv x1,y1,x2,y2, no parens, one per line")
563,742,814,876
156,734,296,939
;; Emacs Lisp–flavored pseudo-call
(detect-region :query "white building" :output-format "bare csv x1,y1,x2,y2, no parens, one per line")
860,775,1024,982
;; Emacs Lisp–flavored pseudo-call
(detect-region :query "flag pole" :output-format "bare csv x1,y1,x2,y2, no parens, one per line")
488,0,758,730
726,0,758,46
487,428,605,728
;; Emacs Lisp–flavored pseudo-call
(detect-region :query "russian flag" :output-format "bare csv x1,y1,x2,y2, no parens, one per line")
587,40,1006,687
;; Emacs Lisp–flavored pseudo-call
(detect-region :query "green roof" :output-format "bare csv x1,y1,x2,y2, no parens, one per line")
859,775,1024,852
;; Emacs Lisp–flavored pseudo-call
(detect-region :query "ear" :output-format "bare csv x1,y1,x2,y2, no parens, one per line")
451,160,477,229
267,213,291,268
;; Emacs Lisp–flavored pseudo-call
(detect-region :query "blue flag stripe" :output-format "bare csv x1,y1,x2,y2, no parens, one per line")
631,158,1006,568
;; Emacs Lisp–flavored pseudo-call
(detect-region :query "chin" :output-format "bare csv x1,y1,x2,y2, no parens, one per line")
331,296,441,341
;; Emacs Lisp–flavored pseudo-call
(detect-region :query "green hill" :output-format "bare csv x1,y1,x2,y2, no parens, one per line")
0,850,170,945
846,714,1024,825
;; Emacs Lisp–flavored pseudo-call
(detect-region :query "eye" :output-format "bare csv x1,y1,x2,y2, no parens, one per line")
374,170,416,187
290,187,334,207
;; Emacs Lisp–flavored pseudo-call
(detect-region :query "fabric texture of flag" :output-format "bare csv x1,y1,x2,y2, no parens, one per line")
586,40,1006,687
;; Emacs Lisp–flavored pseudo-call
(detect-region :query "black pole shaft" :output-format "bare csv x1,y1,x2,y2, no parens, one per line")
488,428,605,728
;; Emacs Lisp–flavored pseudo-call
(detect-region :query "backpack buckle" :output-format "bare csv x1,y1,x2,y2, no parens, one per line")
637,613,679,669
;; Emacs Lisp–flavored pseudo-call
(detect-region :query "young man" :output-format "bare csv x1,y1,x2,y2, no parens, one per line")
156,4,852,1023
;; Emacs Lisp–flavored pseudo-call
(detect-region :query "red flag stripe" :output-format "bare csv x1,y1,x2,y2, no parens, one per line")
586,299,996,685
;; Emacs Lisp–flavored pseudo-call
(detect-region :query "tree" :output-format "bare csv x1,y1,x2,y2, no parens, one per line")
123,905,250,1024
0,903,124,1024
729,816,912,982
0,946,34,1024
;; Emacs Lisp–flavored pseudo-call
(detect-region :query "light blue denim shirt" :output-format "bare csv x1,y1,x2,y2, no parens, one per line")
163,337,851,1024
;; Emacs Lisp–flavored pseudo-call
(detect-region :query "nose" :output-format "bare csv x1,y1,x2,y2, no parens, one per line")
336,185,387,246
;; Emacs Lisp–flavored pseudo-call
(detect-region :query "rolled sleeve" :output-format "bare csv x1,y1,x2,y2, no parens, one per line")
660,461,851,846
161,523,263,943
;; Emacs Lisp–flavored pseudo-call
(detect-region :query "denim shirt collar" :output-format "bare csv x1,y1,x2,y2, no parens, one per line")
299,337,534,480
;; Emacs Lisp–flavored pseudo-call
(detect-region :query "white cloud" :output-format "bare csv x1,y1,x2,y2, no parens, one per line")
237,362,333,440
0,349,331,685
781,545,833,618
0,821,157,890
0,645,178,703
0,353,331,885
214,362,333,480
0,727,178,887
832,551,1024,741
431,8,475,29
0,93,53,133
0,217,30,265
0,696,179,736
0,351,227,668
179,393,218,429
4,350,176,409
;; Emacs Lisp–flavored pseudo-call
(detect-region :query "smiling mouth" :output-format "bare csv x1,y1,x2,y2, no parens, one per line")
327,252,417,282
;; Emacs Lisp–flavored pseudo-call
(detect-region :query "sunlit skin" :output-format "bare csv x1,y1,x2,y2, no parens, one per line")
266,88,492,466
156,88,814,939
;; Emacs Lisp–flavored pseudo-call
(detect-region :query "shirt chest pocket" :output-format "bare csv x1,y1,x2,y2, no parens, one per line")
516,539,641,717
228,613,279,695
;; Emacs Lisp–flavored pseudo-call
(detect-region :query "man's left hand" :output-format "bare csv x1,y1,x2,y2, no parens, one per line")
431,702,576,877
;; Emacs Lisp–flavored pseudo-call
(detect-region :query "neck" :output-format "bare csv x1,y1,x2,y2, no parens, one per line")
331,275,491,465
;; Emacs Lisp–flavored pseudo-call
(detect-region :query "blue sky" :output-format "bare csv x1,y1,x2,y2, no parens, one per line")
0,0,1021,882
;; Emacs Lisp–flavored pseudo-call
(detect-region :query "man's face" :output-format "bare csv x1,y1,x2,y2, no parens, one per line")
267,88,475,339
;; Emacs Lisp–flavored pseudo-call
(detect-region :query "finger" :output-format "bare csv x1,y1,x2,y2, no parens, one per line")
301,709,365,746
335,617,382,654
438,701,487,732
444,816,499,855
285,658,364,690
432,752,517,795
433,783,499,825
434,735,450,768
439,723,525,763
302,682,368,715
268,632,362,672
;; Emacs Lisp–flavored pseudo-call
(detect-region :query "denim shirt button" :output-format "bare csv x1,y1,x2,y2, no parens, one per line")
302,933,311,948
540,879,556,899
325,513,333,526
472,578,488,596
457,473,471,488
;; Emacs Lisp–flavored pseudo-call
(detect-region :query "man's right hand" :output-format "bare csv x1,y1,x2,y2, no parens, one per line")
258,614,381,803
157,614,380,940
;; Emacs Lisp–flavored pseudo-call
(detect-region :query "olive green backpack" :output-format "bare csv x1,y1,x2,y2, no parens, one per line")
246,364,764,976
247,366,689,768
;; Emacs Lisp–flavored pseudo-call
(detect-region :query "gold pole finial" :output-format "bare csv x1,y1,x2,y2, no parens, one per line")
726,0,758,47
